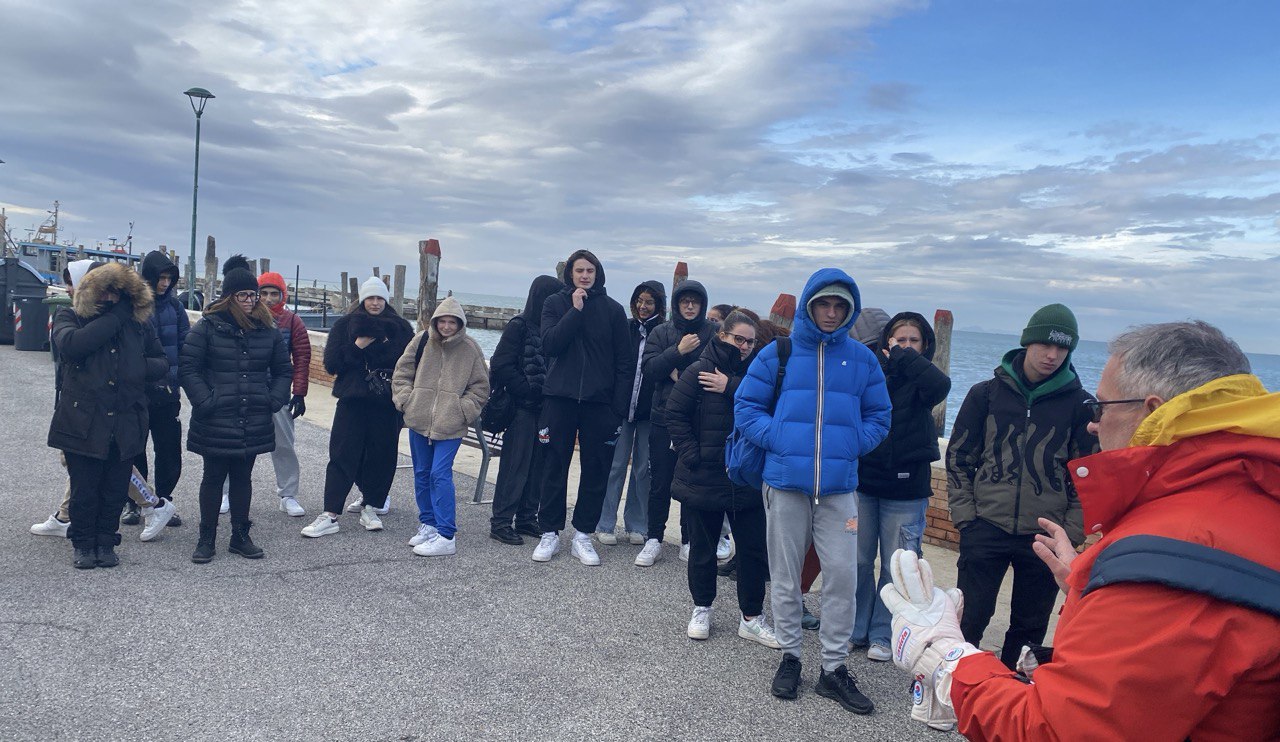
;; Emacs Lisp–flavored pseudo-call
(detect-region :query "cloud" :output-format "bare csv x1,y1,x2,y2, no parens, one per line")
865,81,919,112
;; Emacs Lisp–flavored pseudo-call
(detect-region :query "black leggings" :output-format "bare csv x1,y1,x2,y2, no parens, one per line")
687,505,768,616
199,454,257,525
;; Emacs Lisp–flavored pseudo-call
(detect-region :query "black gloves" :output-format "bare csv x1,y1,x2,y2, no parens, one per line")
289,395,306,419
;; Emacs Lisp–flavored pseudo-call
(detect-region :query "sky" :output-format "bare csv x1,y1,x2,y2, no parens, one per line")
3,0,1279,352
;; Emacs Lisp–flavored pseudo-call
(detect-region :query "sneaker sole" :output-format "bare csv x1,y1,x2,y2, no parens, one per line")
302,527,339,538
814,683,874,715
362,522,384,531
572,549,601,566
739,627,782,649
228,547,264,559
489,532,524,546
531,552,556,562
191,554,213,564
687,629,710,640
771,683,800,701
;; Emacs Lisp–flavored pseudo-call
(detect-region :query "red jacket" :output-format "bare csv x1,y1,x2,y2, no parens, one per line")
259,272,312,397
949,376,1280,741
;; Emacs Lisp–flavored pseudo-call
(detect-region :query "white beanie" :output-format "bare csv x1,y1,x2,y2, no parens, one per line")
66,259,99,288
358,276,390,303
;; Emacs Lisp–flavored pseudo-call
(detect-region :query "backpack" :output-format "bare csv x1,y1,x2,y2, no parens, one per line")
725,338,792,488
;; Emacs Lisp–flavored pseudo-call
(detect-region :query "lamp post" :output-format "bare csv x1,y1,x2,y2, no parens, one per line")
184,87,215,309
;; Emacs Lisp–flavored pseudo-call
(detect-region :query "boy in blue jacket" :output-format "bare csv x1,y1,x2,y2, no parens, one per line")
734,268,891,713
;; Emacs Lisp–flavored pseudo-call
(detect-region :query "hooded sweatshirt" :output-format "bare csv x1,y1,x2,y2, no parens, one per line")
140,250,191,402
491,275,561,411
625,280,667,422
258,271,312,398
392,296,490,440
643,279,715,427
858,311,952,499
539,250,632,414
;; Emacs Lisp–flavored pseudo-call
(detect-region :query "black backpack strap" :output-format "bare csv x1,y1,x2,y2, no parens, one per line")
413,332,428,367
1084,535,1280,618
767,337,792,414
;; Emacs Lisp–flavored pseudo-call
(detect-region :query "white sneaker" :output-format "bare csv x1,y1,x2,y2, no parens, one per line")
413,534,456,557
687,606,713,640
359,505,384,531
139,499,175,542
301,514,340,538
571,534,601,566
347,498,390,515
531,532,560,562
279,497,305,517
680,543,691,562
30,514,70,537
635,538,662,567
628,531,646,545
738,615,782,649
716,535,733,560
867,644,892,662
595,530,618,545
220,494,230,514
345,499,364,514
409,523,439,546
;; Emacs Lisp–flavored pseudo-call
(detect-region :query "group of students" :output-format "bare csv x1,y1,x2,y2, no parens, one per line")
42,247,957,715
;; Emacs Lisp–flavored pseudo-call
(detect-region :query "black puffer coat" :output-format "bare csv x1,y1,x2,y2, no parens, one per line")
624,280,667,422
323,307,415,404
859,312,952,500
140,250,189,407
180,311,292,457
540,250,632,416
644,280,715,427
48,263,168,461
667,337,762,512
491,275,560,412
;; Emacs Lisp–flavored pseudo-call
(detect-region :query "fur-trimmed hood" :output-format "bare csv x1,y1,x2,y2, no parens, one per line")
72,262,154,323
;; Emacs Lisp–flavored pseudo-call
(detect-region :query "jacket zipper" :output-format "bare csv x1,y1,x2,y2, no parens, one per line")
814,340,825,505
1011,404,1030,535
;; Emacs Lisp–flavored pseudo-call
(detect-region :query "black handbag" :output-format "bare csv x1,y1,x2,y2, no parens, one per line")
480,384,515,434
364,362,392,397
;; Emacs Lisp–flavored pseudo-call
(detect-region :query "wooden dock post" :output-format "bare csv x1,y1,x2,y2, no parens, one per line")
931,309,954,435
392,265,406,314
339,272,349,307
347,277,359,309
673,261,688,295
418,239,441,333
769,293,797,331
202,236,217,302
248,259,258,275
260,258,270,274
555,261,566,279
373,267,381,279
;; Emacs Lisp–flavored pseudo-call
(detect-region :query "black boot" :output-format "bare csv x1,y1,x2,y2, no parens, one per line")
121,501,141,525
96,534,121,567
191,523,217,564
73,546,97,570
228,520,264,559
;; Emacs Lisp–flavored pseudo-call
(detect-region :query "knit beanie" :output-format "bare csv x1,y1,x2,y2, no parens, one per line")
1020,303,1079,351
806,282,855,323
358,276,390,303
220,255,259,299
257,271,287,293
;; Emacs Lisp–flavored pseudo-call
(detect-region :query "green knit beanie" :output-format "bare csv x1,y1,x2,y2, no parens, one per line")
1020,303,1079,351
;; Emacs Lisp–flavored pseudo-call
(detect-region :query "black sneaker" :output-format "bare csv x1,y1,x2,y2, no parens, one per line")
815,665,875,714
771,654,802,700
802,602,821,631
95,545,120,568
717,555,738,577
121,502,141,525
514,523,542,539
167,508,183,527
73,547,97,570
489,526,524,546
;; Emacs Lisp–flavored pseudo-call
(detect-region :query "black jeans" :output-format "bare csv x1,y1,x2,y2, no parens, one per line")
956,518,1061,668
687,504,768,617
491,406,542,530
536,397,620,534
199,455,256,526
645,424,689,543
134,399,183,501
65,443,132,549
323,398,402,514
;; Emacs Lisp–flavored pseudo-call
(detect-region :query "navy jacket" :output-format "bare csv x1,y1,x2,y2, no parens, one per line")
141,250,190,406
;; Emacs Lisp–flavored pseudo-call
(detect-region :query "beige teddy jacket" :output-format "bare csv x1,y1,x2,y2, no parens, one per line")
392,297,490,440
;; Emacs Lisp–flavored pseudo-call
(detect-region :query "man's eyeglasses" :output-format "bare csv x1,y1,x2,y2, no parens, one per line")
233,291,260,302
1083,398,1145,423
723,332,757,348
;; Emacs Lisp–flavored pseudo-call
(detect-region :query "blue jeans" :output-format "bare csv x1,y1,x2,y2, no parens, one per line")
408,431,462,539
852,494,927,649
597,419,650,534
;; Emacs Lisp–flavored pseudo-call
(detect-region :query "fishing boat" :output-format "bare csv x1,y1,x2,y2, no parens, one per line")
6,202,141,284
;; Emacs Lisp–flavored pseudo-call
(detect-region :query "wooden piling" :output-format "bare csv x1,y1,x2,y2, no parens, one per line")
340,272,349,307
347,277,359,310
555,261,566,279
418,239,441,333
373,267,381,278
203,236,217,302
392,265,406,313
931,309,954,435
769,293,797,330
248,259,259,275
673,261,688,296
260,258,270,274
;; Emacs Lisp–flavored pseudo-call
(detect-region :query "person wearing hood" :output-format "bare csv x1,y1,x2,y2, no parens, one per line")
391,297,489,556
181,256,292,563
121,250,190,532
489,275,563,545
256,270,312,518
734,268,891,713
301,277,414,539
48,262,168,569
667,311,780,649
850,312,951,662
595,279,666,546
634,279,716,567
945,303,1098,668
530,250,632,565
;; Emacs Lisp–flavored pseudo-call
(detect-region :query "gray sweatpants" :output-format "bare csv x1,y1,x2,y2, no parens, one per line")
765,484,858,672
221,407,300,500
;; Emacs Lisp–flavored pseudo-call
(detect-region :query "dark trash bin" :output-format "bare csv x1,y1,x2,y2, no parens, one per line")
43,294,73,360
1,257,49,345
12,295,51,351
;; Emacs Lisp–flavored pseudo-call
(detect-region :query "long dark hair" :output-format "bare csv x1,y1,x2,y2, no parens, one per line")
205,293,274,331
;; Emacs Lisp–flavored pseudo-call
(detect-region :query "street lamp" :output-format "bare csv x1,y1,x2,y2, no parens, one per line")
184,87,215,309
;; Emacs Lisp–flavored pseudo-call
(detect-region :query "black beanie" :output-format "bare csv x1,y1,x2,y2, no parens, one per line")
220,254,258,298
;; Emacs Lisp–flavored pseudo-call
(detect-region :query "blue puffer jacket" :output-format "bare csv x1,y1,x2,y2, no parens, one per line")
141,250,190,405
734,268,891,497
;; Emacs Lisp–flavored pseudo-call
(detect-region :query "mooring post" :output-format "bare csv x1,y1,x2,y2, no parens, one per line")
673,261,688,296
931,309,954,435
339,272,349,307
202,236,217,303
555,261,566,279
392,265,406,314
260,258,270,274
418,239,441,333
248,259,258,275
769,293,797,331
347,277,359,309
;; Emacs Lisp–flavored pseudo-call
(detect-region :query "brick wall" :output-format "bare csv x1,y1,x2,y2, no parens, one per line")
308,330,334,387
924,462,960,551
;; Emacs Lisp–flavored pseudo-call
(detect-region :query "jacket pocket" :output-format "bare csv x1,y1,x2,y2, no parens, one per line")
52,395,95,438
